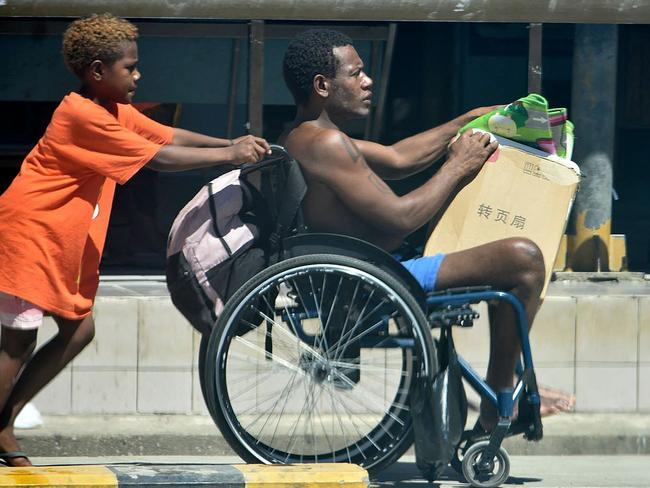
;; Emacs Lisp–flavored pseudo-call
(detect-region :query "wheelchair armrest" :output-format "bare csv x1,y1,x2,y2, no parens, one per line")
427,285,492,297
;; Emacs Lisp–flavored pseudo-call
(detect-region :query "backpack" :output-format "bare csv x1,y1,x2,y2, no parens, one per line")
165,153,306,335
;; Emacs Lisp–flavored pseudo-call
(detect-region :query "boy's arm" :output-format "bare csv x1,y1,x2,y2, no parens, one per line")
305,128,497,236
353,105,499,179
147,136,269,172
171,129,271,152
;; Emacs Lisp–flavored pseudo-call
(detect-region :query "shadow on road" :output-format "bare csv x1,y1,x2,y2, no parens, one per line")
372,461,541,487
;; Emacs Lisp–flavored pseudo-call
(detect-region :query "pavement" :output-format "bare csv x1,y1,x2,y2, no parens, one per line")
14,412,650,458
1,412,648,486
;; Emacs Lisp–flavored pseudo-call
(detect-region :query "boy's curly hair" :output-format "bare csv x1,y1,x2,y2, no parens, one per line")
283,29,353,104
63,13,138,78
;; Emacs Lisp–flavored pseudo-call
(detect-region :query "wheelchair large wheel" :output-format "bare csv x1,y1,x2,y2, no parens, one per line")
204,253,436,474
198,334,213,414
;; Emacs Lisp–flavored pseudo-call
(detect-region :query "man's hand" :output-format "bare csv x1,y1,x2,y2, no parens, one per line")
230,135,272,164
465,104,503,121
445,130,498,178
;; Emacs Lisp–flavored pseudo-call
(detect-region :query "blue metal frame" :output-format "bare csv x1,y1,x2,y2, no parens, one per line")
426,290,539,419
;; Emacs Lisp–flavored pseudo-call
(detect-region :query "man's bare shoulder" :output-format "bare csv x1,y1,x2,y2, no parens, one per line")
284,123,355,168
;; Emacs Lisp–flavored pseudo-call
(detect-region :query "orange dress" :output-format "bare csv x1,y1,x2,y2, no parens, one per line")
0,92,173,319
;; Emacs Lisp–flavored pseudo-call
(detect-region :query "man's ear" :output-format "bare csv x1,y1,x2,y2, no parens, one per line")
313,74,329,98
89,60,104,82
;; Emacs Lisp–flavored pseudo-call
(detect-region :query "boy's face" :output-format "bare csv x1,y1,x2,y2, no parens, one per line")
95,41,141,104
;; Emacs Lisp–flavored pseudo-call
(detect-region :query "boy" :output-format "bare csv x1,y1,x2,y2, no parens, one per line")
0,13,270,466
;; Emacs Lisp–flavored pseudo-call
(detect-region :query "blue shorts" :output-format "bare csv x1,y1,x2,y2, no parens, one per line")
397,253,446,292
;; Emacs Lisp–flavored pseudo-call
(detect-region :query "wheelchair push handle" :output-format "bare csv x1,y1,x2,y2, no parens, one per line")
240,144,293,175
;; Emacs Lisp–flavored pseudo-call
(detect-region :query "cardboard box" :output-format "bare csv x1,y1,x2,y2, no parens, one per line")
424,135,581,296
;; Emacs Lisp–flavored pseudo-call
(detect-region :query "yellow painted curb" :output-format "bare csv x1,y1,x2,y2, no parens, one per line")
235,463,369,488
0,465,116,487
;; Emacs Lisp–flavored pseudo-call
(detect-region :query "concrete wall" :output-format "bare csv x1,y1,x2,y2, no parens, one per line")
455,293,650,413
31,285,650,415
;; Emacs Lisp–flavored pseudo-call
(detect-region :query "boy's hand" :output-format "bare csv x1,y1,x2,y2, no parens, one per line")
445,129,498,178
231,135,272,164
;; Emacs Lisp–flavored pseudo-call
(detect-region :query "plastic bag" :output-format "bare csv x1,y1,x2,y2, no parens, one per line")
411,327,467,481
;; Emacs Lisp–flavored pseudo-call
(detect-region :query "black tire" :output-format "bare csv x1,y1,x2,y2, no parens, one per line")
198,333,213,415
204,254,436,475
461,441,510,488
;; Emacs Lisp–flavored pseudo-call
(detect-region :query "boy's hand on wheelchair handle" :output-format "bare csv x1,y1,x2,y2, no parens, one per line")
445,130,499,178
230,135,272,164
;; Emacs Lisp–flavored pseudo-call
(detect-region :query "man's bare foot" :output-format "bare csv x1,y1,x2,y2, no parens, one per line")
479,384,575,432
538,385,575,416
0,428,31,467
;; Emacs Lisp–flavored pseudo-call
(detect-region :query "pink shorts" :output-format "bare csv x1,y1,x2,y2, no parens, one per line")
0,291,43,330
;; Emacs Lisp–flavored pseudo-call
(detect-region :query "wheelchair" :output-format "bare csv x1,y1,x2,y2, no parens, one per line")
197,146,543,488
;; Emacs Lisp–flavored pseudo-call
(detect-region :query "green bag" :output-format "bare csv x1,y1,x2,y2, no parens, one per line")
461,93,574,159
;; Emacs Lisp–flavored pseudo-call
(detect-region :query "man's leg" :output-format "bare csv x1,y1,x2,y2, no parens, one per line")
434,237,572,430
0,314,95,466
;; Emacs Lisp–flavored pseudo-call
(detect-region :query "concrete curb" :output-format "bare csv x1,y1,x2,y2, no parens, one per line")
17,413,650,458
0,463,370,487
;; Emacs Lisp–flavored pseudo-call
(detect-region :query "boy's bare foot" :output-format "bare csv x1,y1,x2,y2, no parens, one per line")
0,428,31,467
479,384,575,432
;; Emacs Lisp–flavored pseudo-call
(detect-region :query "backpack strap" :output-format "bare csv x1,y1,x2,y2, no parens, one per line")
208,180,233,256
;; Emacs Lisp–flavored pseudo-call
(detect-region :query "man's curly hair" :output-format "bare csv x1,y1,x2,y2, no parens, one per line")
62,13,138,78
283,29,353,104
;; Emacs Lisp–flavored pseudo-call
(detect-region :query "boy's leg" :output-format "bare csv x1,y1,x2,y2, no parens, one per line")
0,326,37,466
0,314,95,466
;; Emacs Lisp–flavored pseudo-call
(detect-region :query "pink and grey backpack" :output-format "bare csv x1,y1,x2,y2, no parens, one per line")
165,150,306,335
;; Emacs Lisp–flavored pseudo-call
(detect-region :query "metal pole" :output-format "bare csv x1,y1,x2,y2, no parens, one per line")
370,22,397,142
364,39,381,140
568,24,618,271
226,39,241,139
248,20,264,137
528,23,542,94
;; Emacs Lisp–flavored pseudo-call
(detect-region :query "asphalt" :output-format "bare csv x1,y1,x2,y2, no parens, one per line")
1,412,648,486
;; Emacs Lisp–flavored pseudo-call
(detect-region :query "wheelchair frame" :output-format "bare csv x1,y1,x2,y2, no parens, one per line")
196,147,543,488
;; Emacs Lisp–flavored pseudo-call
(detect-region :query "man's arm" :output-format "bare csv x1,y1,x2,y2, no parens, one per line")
305,128,497,237
353,105,500,179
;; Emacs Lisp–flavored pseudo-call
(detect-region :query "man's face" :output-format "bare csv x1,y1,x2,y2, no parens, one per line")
327,45,373,119
96,40,141,104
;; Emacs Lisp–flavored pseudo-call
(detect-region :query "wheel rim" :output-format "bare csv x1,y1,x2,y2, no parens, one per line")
461,441,510,488
214,263,430,469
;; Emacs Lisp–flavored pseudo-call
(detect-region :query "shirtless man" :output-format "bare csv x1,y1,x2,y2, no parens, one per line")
279,29,574,430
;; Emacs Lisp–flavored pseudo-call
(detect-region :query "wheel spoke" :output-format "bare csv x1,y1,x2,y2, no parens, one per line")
213,259,430,473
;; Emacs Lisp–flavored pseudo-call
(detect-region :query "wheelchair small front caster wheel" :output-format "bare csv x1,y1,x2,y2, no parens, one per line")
451,439,469,475
461,440,510,488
